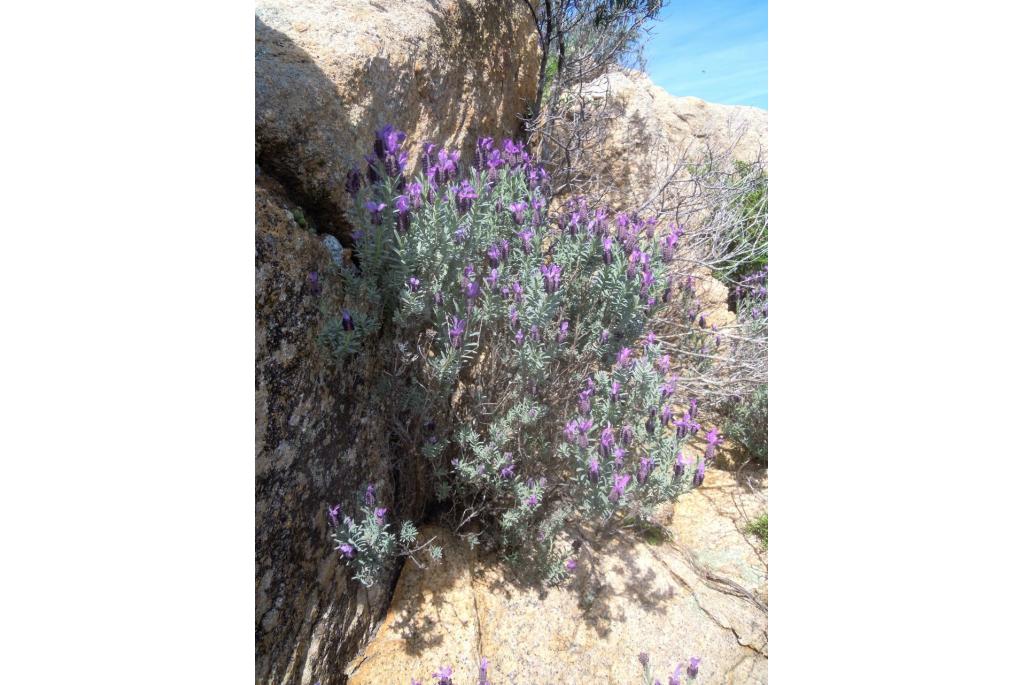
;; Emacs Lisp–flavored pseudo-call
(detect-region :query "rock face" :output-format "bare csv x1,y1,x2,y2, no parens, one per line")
346,468,769,684
582,69,768,211
256,172,405,685
255,3,539,683
256,0,541,240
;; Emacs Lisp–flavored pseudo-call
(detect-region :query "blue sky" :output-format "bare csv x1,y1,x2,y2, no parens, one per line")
644,0,768,109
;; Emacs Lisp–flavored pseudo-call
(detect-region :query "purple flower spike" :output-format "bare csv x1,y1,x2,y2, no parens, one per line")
308,271,321,296
500,460,515,479
408,276,421,292
540,262,562,294
600,329,610,344
609,473,631,503
566,558,577,572
527,493,538,508
374,507,388,521
564,419,579,442
610,380,621,402
508,200,528,225
661,405,673,427
613,447,626,467
599,423,615,458
687,657,701,679
509,305,519,326
365,200,386,225
620,425,634,447
512,280,523,302
693,458,706,487
479,657,491,685
530,324,541,342
515,329,525,346
603,235,614,264
638,456,653,484
433,665,453,685
669,663,684,685
487,243,502,267
328,504,340,527
617,347,632,366
341,309,354,331
465,280,481,300
448,316,467,348
639,652,650,668
588,457,600,482
558,319,570,343
364,484,376,506
657,354,671,374
456,180,477,214
705,426,724,461
337,542,356,559
517,228,534,254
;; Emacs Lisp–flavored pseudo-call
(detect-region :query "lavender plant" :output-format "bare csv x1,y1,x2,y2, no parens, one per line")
324,125,721,585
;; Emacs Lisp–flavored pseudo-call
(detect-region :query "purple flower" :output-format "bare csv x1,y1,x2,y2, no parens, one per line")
687,657,701,679
617,347,632,366
599,423,615,458
588,457,600,482
341,309,355,331
530,324,541,342
508,200,528,225
613,447,626,467
602,236,614,264
487,243,502,267
465,280,481,300
674,451,692,478
408,276,421,292
328,504,340,527
540,262,562,294
364,484,376,506
557,319,570,343
620,425,634,447
699,314,707,329
638,456,653,484
485,269,499,292
336,542,356,559
456,179,477,213
661,405,673,427
479,657,492,685
500,460,515,479
514,329,525,346
609,473,631,502
374,507,388,521
517,228,534,254
448,316,467,348
308,271,321,296
408,181,424,209
508,306,519,327
690,398,699,418
705,427,724,461
527,493,538,508
660,378,677,399
600,329,610,345
657,354,671,374
566,558,577,572
576,418,594,448
643,331,657,348
365,200,386,225
693,458,706,487
564,419,579,442
669,663,684,685
433,665,453,685
610,380,622,402
578,388,593,415
641,269,656,294
639,652,650,668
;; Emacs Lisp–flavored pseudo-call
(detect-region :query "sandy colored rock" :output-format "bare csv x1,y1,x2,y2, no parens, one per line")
346,469,768,684
256,0,540,239
581,69,767,212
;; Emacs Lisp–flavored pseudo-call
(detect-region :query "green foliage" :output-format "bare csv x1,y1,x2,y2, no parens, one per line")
322,130,717,587
747,513,768,548
723,384,768,463
718,161,768,286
